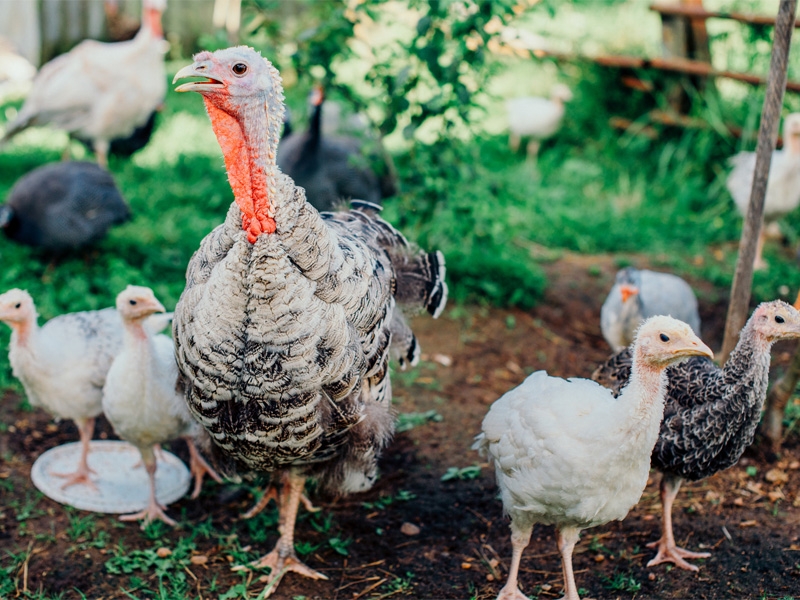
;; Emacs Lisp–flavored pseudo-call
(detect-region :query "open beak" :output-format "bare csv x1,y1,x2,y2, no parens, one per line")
619,284,639,304
173,63,224,93
673,335,713,360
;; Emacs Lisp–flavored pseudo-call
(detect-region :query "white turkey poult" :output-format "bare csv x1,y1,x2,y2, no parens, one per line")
726,112,800,269
600,267,701,351
172,47,447,595
102,286,220,527
0,289,123,489
475,316,713,600
506,84,572,162
0,0,167,168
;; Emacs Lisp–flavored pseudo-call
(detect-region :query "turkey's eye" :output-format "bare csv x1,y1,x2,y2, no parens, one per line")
660,333,670,342
775,315,785,324
14,303,20,309
129,299,137,306
232,63,247,76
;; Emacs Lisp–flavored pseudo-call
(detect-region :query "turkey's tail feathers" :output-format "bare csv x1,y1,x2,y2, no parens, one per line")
394,249,448,318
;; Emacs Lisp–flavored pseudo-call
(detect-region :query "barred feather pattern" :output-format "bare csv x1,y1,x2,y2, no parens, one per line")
592,322,770,481
174,173,438,493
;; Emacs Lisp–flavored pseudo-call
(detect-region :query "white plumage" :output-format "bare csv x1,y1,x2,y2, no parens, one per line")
506,84,572,160
102,285,219,527
600,267,701,352
0,288,123,489
0,0,167,168
726,112,800,269
475,316,713,600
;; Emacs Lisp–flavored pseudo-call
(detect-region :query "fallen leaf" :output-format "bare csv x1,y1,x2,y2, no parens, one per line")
765,469,789,485
768,489,785,503
461,562,472,570
190,555,208,565
401,522,420,536
789,461,800,470
738,520,757,528
156,547,171,558
432,354,453,367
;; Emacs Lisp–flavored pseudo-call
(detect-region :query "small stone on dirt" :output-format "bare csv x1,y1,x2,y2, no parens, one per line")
432,353,453,367
190,555,208,565
648,573,656,581
594,554,605,562
461,562,472,570
541,584,552,591
739,520,757,528
156,547,171,558
401,522,421,536
486,574,494,581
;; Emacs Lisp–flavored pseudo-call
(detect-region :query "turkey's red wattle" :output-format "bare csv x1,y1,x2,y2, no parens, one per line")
204,98,276,242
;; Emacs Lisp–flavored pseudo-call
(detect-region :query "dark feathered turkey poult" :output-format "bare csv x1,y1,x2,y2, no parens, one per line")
277,85,397,211
592,300,800,571
0,161,130,251
172,47,446,596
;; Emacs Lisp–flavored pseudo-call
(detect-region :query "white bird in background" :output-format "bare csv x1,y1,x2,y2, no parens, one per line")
600,267,701,352
475,316,713,600
0,289,123,489
726,112,800,270
506,84,572,161
0,0,168,168
102,286,221,527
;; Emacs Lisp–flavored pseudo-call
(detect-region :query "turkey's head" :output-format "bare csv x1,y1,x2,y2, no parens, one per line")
116,285,166,322
783,113,800,155
615,267,641,304
633,315,713,369
749,300,800,345
0,288,37,332
174,47,285,242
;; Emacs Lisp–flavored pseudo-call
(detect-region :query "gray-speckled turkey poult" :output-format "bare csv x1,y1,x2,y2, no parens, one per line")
0,161,130,251
592,300,800,571
172,47,447,595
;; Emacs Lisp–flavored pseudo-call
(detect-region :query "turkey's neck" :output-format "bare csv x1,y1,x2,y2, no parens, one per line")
205,96,281,243
123,320,151,346
9,318,37,349
721,321,771,405
621,351,668,432
307,100,322,151
140,7,164,39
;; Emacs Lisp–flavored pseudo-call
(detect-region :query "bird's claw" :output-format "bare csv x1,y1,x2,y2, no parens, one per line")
188,451,223,499
646,540,710,571
51,468,98,491
119,502,178,529
232,550,327,597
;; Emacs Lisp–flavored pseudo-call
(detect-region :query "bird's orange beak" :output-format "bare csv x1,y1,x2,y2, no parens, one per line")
793,290,800,310
620,284,639,304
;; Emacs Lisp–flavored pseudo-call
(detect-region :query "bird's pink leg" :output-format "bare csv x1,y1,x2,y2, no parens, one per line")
496,523,532,600
233,472,327,598
184,437,223,499
647,474,710,571
52,417,97,490
556,527,582,600
241,481,320,520
94,139,110,170
120,446,177,529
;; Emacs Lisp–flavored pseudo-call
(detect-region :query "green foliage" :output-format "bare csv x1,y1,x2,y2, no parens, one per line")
395,410,443,433
362,489,416,511
601,570,642,593
441,464,482,481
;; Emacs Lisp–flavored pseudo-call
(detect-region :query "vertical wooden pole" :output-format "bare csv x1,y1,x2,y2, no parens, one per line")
720,0,797,364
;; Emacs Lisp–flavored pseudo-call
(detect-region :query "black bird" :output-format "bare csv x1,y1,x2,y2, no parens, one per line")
1,161,130,251
277,85,397,211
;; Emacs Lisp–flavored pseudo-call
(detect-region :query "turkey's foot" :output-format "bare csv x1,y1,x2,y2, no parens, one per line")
186,441,222,499
646,539,710,571
241,486,279,519
496,583,530,600
120,500,177,529
51,466,98,491
232,549,327,597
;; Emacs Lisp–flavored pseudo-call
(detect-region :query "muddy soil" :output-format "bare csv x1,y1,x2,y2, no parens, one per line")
2,253,800,600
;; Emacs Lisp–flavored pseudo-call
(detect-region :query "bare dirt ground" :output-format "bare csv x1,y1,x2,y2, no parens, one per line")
2,253,800,600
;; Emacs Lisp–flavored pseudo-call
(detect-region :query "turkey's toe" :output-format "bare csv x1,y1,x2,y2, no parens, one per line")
119,503,178,529
232,550,327,597
646,540,709,571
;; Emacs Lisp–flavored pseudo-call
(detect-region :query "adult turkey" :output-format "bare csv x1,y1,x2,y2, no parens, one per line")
592,300,800,571
1,0,167,168
0,161,130,251
277,84,397,211
172,47,446,594
600,267,701,352
102,286,220,527
476,317,712,600
726,112,800,269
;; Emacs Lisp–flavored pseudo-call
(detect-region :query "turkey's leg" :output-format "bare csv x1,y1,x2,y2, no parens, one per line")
120,445,177,528
233,472,327,597
526,139,541,162
754,226,768,270
52,417,97,490
242,481,320,520
496,522,532,600
647,474,710,571
184,436,223,499
509,133,521,153
94,139,110,170
556,527,581,600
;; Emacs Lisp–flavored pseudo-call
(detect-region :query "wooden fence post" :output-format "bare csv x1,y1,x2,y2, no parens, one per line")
720,0,797,364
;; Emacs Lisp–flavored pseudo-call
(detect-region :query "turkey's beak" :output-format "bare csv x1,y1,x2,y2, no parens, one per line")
672,335,713,360
793,291,800,310
149,298,167,314
619,284,639,304
173,62,224,93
